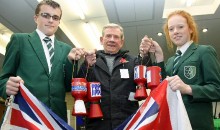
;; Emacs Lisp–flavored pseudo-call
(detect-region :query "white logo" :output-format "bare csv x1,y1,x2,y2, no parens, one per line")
184,66,196,79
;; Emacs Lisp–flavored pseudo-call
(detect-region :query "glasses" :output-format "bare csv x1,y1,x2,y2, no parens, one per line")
38,13,60,21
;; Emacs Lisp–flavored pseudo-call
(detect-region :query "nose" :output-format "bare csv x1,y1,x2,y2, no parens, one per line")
109,36,114,41
173,28,179,34
49,16,54,22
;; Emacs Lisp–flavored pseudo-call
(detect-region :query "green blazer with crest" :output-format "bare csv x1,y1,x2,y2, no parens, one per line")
0,31,73,121
161,43,220,130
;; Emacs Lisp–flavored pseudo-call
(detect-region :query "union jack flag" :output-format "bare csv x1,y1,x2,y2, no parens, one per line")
1,83,74,130
115,80,192,130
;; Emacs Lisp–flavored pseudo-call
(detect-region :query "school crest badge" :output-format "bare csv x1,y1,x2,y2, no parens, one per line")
184,66,196,79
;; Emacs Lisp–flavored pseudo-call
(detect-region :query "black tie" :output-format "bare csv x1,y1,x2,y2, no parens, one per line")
173,50,182,75
43,37,54,66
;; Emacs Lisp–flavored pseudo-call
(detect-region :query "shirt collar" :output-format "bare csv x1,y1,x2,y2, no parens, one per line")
36,29,55,43
176,40,193,56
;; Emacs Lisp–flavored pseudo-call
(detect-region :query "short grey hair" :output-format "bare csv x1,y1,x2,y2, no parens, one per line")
102,23,124,40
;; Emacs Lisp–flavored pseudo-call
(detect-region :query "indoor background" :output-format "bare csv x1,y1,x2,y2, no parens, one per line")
0,0,220,128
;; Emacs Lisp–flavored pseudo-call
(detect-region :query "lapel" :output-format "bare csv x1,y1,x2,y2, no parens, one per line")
28,31,49,76
96,57,110,75
114,57,123,68
174,43,198,73
166,56,175,75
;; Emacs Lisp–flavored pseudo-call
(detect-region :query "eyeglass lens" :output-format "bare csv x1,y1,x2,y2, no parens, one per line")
40,13,60,21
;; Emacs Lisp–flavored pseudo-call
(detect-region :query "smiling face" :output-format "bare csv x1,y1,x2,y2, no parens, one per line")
34,4,61,36
100,27,124,54
167,15,192,47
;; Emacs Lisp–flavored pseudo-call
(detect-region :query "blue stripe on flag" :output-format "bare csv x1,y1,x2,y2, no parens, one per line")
14,92,41,124
134,101,159,129
114,99,159,130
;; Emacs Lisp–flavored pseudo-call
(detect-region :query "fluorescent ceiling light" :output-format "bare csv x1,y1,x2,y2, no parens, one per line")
0,23,13,55
0,46,5,55
0,33,11,55
83,22,103,50
89,23,101,39
77,0,88,15
186,0,193,7
163,0,220,18
0,33,10,43
59,21,82,48
66,0,86,20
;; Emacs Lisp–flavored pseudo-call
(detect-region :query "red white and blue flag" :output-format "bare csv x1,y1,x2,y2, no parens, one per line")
1,83,74,130
115,79,192,130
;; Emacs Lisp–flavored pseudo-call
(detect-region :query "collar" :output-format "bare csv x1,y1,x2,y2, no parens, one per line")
176,40,193,56
36,29,55,43
98,50,129,57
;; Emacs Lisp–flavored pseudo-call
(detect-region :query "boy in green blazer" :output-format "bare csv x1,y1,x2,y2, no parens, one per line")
0,0,73,121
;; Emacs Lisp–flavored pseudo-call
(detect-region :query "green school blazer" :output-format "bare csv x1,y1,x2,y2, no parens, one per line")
0,31,73,121
165,43,220,130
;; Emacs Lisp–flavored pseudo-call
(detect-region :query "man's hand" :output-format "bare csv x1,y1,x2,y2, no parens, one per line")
85,49,97,67
68,48,85,61
139,35,152,57
6,76,24,96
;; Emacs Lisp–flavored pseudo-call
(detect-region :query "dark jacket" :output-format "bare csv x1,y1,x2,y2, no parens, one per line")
0,31,73,121
78,50,152,130
158,43,220,130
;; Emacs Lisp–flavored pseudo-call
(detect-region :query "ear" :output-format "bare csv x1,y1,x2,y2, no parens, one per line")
34,15,37,23
100,36,104,45
121,39,125,46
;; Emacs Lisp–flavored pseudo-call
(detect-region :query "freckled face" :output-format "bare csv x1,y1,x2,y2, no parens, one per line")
168,15,192,47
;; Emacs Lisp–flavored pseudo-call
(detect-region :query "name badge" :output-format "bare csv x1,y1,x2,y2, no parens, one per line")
120,69,129,78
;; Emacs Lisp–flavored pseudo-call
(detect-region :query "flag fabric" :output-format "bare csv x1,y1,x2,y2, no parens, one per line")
1,83,74,130
115,79,192,130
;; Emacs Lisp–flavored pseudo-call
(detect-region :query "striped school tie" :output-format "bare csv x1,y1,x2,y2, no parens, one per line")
43,37,54,66
173,50,182,75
